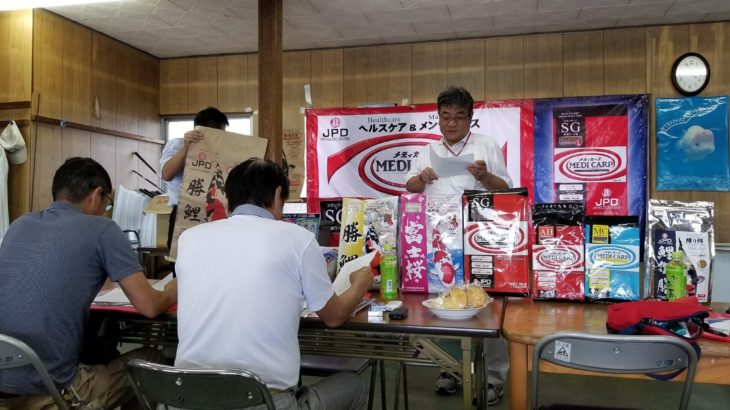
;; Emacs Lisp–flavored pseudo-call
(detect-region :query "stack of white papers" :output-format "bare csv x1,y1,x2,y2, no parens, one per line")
93,274,174,305
708,319,730,336
111,185,149,234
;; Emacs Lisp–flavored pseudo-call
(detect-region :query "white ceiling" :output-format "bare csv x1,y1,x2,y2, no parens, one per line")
48,0,730,58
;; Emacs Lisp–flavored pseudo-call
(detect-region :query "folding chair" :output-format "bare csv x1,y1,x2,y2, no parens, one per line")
299,355,382,410
0,333,68,410
126,359,276,410
530,331,698,410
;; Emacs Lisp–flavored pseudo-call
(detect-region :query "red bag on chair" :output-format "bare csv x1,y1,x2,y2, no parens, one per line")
606,299,709,380
606,299,709,342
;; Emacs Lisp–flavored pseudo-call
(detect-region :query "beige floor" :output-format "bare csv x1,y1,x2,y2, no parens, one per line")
314,361,730,410
122,343,730,409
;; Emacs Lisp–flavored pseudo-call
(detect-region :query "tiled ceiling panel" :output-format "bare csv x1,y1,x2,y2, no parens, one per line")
45,0,728,58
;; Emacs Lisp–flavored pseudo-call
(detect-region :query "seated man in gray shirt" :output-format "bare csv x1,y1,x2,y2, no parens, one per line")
0,157,177,409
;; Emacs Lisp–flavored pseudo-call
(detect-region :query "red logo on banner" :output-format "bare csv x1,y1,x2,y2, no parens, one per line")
556,148,625,181
586,183,626,215
326,133,440,195
330,118,341,128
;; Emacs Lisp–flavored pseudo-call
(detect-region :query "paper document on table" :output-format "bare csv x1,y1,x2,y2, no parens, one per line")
709,319,730,334
93,273,174,305
332,252,379,295
429,145,474,178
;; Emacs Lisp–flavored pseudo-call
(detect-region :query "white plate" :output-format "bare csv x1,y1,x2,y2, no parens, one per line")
422,298,487,320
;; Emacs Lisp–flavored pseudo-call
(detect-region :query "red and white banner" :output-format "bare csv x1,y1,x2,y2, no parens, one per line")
306,101,534,211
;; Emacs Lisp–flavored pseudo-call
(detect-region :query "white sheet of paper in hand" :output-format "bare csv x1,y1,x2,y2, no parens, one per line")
93,287,130,305
429,145,474,178
332,252,377,295
94,273,174,305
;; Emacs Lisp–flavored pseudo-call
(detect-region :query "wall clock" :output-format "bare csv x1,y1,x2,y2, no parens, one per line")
671,52,710,96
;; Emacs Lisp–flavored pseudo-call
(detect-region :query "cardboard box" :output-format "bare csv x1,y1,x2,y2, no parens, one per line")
142,195,172,249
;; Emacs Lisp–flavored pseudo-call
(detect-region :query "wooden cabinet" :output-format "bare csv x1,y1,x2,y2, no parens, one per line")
116,44,140,135
139,54,160,139
62,19,91,125
91,33,119,130
33,10,63,119
0,10,32,103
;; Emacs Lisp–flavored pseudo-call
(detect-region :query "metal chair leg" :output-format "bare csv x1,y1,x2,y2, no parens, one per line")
367,360,377,410
380,360,387,410
394,362,403,410
402,364,409,410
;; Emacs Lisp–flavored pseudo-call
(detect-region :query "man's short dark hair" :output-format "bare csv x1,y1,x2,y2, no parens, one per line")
437,86,474,117
224,158,289,212
194,107,229,129
52,157,112,202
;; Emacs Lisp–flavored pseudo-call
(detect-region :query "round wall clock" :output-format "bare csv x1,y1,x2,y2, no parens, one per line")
671,52,710,96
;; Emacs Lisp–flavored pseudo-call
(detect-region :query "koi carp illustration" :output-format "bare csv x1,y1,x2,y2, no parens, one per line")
205,163,227,221
431,229,458,287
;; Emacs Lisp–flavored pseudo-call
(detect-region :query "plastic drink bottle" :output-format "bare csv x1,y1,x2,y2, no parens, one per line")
380,244,398,300
665,251,687,301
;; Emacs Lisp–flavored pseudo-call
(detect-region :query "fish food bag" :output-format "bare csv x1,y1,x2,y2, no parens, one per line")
363,196,399,256
462,189,529,295
584,215,640,301
337,198,366,273
426,195,464,294
645,199,714,302
319,199,342,246
400,194,428,293
364,196,399,288
531,202,585,300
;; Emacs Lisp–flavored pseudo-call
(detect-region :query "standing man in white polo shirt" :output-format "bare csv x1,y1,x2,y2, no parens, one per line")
405,86,510,194
405,86,510,405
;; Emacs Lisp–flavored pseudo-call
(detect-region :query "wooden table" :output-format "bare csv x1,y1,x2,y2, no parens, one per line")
502,298,730,410
102,293,505,410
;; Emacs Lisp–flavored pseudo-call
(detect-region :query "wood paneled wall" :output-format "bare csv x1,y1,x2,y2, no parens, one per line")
29,10,161,212
0,10,32,102
159,21,730,242
0,10,32,221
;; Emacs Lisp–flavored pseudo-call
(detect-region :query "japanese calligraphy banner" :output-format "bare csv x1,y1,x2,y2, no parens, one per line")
306,101,534,211
533,95,647,225
170,126,268,260
283,127,306,199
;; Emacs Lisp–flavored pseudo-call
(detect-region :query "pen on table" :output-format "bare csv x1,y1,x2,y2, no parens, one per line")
351,298,375,317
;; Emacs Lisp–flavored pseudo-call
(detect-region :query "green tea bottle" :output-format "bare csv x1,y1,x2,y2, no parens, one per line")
665,251,687,301
380,243,398,300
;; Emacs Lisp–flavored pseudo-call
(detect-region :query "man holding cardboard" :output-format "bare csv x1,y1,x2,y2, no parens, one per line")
160,107,229,252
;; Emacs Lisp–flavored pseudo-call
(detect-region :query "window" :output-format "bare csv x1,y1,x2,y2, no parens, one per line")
163,116,253,141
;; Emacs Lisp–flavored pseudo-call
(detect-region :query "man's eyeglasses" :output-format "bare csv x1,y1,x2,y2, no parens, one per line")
104,193,114,212
439,115,470,124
